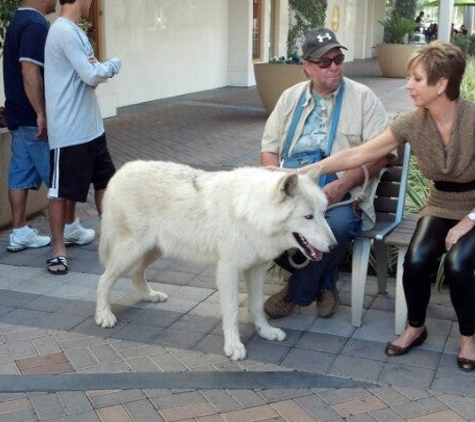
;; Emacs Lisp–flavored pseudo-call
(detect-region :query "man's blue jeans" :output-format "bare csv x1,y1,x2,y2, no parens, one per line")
275,203,362,306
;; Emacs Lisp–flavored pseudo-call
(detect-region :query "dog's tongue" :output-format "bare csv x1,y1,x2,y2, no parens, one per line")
309,247,323,262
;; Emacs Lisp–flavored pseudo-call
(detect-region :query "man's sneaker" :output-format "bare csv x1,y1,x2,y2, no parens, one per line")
64,218,95,246
7,229,51,252
264,284,295,319
316,285,340,318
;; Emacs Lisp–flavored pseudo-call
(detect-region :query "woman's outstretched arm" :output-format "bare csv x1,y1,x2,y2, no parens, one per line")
300,127,400,175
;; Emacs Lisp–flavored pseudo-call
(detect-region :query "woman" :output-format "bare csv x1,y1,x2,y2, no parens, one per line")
300,40,475,371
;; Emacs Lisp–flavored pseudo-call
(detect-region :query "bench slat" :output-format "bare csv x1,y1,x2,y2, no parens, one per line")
384,214,418,247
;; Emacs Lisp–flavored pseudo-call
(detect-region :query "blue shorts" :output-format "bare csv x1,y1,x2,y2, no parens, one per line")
8,126,50,190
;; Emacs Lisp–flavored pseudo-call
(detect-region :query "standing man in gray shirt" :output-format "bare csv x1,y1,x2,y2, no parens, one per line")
44,0,121,275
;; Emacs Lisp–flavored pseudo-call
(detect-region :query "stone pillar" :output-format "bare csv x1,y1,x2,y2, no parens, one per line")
438,0,454,42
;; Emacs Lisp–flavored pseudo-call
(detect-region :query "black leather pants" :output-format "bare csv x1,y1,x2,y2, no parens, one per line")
403,215,475,336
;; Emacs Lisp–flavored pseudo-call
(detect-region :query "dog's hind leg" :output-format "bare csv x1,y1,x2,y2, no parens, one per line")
96,268,122,328
216,261,247,360
96,241,142,328
131,247,168,303
245,263,287,342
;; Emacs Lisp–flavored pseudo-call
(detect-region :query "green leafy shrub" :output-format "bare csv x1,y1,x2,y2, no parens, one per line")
379,12,415,44
287,0,326,58
0,0,20,56
451,34,475,57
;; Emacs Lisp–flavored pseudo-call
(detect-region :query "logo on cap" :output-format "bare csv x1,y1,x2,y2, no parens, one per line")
316,32,333,43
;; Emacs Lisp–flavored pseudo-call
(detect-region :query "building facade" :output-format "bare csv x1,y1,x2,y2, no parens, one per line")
0,0,385,118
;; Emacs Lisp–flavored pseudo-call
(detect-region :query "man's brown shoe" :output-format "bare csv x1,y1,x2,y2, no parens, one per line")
316,285,339,318
264,284,295,319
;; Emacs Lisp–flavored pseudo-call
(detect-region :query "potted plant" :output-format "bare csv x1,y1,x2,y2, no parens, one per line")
0,0,51,228
376,12,418,78
253,56,307,115
253,0,326,114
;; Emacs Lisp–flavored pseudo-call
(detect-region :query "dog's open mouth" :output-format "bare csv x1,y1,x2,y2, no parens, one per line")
293,233,323,261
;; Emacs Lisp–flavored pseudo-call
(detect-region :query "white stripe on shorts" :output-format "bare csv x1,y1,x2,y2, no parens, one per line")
48,148,61,199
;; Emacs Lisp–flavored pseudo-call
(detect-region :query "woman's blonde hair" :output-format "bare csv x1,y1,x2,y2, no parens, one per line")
408,40,466,100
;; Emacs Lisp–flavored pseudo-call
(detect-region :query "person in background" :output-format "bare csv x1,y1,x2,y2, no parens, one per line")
451,23,459,37
298,41,475,372
424,23,438,42
260,27,389,320
44,0,121,275
415,11,425,32
2,0,95,254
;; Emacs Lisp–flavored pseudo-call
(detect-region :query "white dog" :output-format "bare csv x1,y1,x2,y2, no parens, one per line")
95,161,336,360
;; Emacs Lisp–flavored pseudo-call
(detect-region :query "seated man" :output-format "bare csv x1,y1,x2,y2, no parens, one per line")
261,27,389,318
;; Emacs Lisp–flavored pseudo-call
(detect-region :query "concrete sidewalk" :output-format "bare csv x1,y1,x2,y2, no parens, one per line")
0,59,474,421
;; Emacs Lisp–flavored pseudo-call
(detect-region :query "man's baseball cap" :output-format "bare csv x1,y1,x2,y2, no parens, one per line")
302,27,347,60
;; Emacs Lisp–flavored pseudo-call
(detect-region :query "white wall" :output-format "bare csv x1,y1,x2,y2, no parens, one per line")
326,0,385,61
228,0,253,86
100,0,230,116
0,0,386,119
1,0,234,118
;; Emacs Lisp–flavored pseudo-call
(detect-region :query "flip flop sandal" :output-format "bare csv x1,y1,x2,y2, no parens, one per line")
46,256,69,275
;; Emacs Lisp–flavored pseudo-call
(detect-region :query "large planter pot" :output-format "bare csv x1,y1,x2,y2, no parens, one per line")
253,62,307,115
376,44,418,78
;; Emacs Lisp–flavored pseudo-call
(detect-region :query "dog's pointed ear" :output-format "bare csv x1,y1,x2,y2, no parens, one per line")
306,165,323,184
278,173,299,200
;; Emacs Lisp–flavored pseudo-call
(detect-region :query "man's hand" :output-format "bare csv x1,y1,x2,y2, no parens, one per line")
322,180,347,206
36,113,47,139
260,151,280,167
22,61,48,139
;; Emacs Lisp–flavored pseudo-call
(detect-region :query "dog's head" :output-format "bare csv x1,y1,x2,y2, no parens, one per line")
231,166,337,262
275,167,337,261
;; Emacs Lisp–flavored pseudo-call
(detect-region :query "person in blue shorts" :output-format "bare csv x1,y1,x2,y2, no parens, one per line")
2,0,95,256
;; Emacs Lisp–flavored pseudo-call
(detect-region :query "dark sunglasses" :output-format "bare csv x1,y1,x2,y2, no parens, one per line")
308,54,345,69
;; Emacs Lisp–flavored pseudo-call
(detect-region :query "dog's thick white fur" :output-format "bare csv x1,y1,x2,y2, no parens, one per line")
95,161,336,360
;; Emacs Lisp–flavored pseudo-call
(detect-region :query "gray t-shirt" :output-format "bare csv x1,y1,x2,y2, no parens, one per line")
45,17,121,149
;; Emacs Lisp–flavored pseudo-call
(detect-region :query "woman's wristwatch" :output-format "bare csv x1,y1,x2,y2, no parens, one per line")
467,212,475,222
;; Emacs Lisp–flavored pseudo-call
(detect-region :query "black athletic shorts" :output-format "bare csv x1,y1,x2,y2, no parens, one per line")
49,133,116,202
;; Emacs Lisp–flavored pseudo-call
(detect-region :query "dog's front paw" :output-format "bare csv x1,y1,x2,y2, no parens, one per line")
95,309,117,328
259,326,287,341
224,340,247,361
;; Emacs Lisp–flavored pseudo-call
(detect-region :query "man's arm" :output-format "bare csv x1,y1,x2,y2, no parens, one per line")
21,61,47,139
260,152,280,167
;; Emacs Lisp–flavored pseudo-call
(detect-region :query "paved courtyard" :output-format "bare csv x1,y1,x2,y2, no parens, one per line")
0,59,474,421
